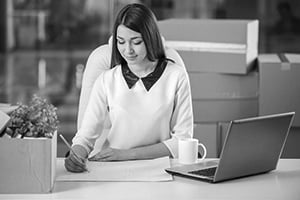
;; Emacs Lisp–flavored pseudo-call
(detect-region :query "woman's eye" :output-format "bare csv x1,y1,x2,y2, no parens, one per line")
117,40,125,45
133,41,142,45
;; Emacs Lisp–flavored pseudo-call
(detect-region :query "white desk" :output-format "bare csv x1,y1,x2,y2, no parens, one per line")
0,159,300,200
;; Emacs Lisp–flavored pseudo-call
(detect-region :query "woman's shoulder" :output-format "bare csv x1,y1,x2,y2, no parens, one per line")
102,64,122,75
165,59,187,76
95,64,122,83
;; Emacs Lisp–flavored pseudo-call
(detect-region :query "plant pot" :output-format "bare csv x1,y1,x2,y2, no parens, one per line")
0,131,57,193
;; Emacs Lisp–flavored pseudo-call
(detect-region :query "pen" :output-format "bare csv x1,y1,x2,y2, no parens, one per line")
59,134,89,172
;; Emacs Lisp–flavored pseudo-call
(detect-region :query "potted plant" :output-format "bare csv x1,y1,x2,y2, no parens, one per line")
4,94,59,138
0,94,59,193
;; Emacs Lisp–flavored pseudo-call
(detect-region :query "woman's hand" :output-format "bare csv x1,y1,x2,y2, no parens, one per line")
88,147,128,161
64,145,89,173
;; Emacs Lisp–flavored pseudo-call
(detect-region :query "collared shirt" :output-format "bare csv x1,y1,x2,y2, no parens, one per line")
72,59,193,158
122,59,167,91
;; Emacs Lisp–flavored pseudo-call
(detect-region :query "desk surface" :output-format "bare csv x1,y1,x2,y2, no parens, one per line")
1,159,300,200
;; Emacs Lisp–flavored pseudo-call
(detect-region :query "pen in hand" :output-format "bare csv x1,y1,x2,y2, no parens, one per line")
59,134,89,172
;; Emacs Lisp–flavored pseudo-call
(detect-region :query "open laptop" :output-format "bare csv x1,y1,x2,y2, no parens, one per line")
165,112,295,183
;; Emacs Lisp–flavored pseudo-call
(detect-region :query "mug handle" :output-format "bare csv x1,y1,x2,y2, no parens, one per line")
198,143,207,161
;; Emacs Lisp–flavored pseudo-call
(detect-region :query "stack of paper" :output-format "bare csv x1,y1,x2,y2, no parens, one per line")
56,156,173,182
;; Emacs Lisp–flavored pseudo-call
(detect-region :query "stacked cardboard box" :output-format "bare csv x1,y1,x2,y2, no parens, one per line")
190,72,258,158
189,72,258,123
159,19,259,158
158,19,258,74
193,123,220,158
258,54,300,126
258,54,300,158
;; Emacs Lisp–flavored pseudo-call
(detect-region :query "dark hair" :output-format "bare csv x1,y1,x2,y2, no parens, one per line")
110,3,166,68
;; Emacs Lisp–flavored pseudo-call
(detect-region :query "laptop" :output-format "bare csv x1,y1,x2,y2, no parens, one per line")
165,112,295,183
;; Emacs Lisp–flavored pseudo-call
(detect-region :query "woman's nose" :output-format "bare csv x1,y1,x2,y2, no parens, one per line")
125,43,134,54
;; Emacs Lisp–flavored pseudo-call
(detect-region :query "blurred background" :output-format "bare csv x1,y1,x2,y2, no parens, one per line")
0,0,299,156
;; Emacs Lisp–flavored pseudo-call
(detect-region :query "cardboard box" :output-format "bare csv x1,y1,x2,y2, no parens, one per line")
193,98,258,123
0,111,10,135
0,104,19,114
189,71,258,99
158,19,259,74
0,132,57,193
258,54,300,126
193,123,220,158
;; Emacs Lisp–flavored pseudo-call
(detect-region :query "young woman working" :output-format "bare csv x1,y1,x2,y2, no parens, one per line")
65,3,193,173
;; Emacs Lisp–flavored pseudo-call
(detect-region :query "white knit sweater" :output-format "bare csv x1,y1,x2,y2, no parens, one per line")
72,61,193,158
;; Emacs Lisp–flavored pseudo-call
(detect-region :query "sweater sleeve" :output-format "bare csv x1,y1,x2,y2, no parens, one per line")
77,44,111,129
163,69,194,158
72,73,109,154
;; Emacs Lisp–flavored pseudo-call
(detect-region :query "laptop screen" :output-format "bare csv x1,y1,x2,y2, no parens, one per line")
214,112,294,182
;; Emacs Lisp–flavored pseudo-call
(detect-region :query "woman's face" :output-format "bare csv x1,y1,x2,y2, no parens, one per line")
116,24,148,65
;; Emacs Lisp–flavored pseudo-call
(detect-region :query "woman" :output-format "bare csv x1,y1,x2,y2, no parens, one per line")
65,3,193,173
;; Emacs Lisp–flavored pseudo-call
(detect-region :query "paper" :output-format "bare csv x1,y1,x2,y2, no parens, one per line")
56,156,173,182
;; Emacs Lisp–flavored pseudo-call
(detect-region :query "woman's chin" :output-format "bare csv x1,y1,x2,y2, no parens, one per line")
126,60,137,65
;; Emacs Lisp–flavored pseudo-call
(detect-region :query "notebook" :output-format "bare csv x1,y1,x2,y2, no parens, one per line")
166,112,295,183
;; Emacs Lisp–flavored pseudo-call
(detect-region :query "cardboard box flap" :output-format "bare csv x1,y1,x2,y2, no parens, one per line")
0,111,10,135
0,104,19,114
259,54,300,71
165,41,246,54
278,54,291,71
285,54,300,63
258,54,281,63
259,54,300,64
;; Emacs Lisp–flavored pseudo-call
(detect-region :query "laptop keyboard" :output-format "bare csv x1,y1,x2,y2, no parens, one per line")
188,167,217,177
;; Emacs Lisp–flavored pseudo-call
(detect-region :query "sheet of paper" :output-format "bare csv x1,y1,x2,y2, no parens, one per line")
56,156,173,182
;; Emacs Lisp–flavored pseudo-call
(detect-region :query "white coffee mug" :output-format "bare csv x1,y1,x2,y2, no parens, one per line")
178,138,207,164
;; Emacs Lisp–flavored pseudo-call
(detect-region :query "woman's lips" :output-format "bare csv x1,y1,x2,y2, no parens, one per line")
125,56,137,61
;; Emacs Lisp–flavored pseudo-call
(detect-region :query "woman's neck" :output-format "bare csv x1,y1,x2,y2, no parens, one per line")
128,60,158,78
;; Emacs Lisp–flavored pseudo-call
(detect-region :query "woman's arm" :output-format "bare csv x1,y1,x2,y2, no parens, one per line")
78,45,111,129
72,72,109,154
162,67,194,158
65,68,110,172
89,142,172,161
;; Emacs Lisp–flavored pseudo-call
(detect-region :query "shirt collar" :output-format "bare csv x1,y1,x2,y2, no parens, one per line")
121,59,167,91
